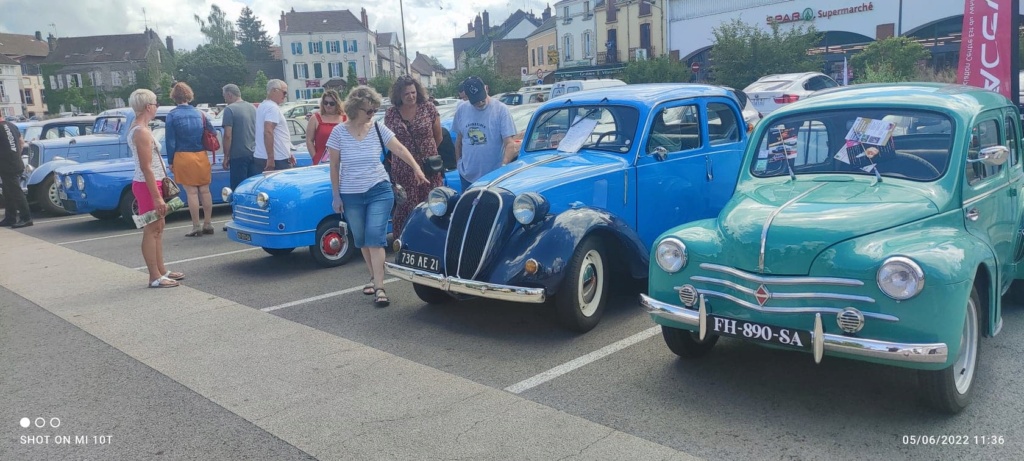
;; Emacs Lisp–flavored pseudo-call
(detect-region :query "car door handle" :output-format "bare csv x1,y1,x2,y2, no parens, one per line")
705,156,714,181
966,208,980,221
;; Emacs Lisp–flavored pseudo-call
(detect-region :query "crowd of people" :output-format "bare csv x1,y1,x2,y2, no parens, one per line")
44,75,518,307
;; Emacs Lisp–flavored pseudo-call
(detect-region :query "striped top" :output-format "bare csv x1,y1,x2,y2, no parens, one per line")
325,122,395,194
129,125,166,183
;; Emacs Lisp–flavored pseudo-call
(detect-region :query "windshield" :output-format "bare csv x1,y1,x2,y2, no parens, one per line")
94,116,125,134
24,126,42,142
525,105,639,153
751,109,952,182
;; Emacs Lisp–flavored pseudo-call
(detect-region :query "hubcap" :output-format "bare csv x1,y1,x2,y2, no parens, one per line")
954,298,978,394
48,182,63,208
577,250,603,317
131,198,139,216
320,230,346,259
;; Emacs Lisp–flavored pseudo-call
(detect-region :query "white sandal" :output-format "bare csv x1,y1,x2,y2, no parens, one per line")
148,276,180,288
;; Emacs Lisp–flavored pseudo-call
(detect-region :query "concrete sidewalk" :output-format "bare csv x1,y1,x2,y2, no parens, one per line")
0,229,698,460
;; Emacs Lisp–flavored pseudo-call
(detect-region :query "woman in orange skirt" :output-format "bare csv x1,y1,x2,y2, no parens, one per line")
166,82,215,237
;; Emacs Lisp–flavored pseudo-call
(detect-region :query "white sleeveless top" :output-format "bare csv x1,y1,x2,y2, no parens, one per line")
129,125,166,182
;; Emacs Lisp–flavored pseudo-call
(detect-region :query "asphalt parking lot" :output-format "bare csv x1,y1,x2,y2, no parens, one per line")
5,208,1024,460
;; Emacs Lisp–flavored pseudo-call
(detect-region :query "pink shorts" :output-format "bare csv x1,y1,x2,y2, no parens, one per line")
132,181,157,215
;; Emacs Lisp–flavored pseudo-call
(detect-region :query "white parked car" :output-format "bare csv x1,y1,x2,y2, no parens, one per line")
743,72,839,115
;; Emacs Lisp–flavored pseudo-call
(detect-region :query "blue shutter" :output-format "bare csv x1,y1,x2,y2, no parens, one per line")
351,40,357,52
293,64,298,80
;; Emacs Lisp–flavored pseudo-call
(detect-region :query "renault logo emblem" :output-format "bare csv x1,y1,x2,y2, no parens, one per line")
754,284,771,306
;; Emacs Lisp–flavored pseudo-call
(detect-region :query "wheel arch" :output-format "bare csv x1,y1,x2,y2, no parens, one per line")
972,264,996,337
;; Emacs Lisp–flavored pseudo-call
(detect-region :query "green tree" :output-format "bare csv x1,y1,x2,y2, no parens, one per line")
241,71,270,102
195,5,236,47
850,36,930,83
710,19,823,90
346,63,360,92
431,57,520,98
236,7,272,61
620,56,692,84
369,74,396,99
176,45,248,104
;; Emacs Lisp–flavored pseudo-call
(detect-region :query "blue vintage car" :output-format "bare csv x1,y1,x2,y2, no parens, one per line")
386,84,749,332
641,83,1023,413
55,112,311,226
223,163,461,266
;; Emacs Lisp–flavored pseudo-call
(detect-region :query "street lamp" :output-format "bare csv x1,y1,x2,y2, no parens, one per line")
399,0,410,75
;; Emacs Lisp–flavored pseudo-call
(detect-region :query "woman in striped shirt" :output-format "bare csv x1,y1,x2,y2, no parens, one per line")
326,86,427,308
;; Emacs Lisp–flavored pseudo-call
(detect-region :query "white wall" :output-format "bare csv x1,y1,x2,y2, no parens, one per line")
554,0,598,67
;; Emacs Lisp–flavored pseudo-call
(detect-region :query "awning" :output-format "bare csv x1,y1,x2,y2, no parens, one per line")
552,64,626,80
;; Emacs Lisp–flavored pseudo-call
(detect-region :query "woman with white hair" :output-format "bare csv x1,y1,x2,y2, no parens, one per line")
129,88,184,288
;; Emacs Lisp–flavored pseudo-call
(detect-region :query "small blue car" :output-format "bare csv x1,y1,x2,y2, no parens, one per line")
386,84,750,332
224,163,461,267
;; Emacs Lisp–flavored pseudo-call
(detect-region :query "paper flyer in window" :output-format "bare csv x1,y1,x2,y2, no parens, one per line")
767,127,798,162
845,117,896,146
557,116,600,154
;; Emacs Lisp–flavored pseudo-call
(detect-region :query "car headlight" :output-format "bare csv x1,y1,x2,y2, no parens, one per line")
221,187,233,202
427,187,456,217
76,175,85,191
256,192,270,209
877,256,924,300
63,175,72,189
512,192,548,225
655,238,687,273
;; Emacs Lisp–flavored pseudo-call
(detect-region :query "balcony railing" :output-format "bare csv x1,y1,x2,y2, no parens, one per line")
597,51,621,65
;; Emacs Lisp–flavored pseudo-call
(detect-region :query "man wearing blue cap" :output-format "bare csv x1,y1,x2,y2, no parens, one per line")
451,76,516,191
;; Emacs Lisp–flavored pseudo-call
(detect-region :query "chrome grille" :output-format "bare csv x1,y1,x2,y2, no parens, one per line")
837,308,865,333
232,202,270,226
445,189,502,279
29,144,40,168
678,284,698,307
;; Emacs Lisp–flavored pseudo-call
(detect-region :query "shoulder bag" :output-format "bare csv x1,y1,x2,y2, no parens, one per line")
200,112,220,160
374,122,407,205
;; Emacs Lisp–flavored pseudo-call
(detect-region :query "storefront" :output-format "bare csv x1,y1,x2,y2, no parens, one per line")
667,0,1023,80
551,63,627,81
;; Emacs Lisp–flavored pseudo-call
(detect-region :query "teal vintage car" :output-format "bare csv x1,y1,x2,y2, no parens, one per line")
641,83,1023,413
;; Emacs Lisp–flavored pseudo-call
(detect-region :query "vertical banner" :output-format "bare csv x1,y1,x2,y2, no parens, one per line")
957,0,1015,99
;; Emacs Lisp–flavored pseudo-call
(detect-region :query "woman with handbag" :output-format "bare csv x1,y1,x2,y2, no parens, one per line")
326,86,428,308
128,89,184,288
166,82,216,237
306,89,345,165
383,76,445,239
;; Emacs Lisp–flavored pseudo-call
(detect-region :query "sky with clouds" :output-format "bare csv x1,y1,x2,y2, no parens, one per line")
1,0,552,68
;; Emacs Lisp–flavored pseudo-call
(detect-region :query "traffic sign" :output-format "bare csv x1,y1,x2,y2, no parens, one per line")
690,62,701,73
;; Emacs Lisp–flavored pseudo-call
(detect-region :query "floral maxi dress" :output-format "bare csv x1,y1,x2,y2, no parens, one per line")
384,103,445,238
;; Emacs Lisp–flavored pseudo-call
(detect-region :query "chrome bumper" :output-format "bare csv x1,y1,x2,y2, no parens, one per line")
640,294,948,365
385,262,546,303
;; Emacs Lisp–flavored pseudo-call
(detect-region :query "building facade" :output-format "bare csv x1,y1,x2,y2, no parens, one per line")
666,0,1024,81
525,16,558,83
554,0,598,69
0,31,51,117
377,32,407,78
278,8,380,100
453,10,542,72
409,52,449,90
0,54,24,117
20,74,46,117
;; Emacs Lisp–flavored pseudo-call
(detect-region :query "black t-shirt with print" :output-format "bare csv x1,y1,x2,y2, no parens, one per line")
0,121,24,174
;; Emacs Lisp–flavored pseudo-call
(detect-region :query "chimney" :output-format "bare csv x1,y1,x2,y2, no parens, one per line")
468,22,473,34
361,8,368,28
34,31,42,41
483,11,490,35
47,33,57,52
474,14,482,37
543,4,551,21
279,11,287,33
165,36,174,55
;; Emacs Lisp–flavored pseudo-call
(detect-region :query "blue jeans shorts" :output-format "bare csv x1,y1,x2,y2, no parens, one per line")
340,181,394,248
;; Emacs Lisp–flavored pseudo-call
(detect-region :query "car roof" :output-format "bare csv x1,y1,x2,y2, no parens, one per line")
24,116,98,127
550,83,733,106
755,72,822,82
779,82,1010,115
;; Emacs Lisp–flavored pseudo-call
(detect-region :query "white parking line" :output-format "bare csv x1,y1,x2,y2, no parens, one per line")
261,278,400,312
504,326,661,394
32,215,94,224
58,219,231,245
132,248,261,270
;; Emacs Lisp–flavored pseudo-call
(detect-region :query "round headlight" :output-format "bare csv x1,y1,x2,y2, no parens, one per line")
76,175,85,191
655,238,687,273
63,175,72,189
221,187,233,202
513,192,548,225
877,256,924,300
427,187,455,217
256,192,270,209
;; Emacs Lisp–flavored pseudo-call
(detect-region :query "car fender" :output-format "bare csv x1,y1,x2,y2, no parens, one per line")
488,207,649,293
28,159,78,186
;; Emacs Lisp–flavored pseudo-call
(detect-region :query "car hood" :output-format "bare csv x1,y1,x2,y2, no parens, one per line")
54,158,136,175
484,150,628,195
34,133,120,149
717,178,940,275
235,164,330,195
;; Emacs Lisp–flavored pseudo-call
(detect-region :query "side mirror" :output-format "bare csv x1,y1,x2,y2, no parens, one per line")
651,146,668,162
968,145,1009,167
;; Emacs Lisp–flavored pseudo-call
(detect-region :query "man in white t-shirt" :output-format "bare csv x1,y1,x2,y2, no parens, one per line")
452,76,516,191
254,79,295,172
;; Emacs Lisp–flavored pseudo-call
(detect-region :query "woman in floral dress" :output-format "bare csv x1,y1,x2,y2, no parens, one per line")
384,76,445,238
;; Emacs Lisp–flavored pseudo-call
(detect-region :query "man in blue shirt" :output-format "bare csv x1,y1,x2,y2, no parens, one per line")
451,77,516,191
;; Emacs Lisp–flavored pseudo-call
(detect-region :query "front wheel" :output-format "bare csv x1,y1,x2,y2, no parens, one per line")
35,174,69,215
263,247,295,256
413,284,451,304
662,326,719,358
556,236,608,333
309,218,356,267
919,286,981,414
118,189,140,227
